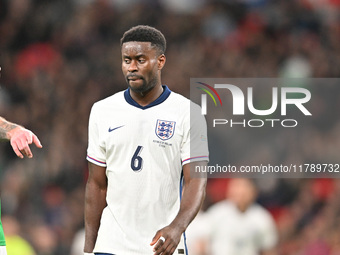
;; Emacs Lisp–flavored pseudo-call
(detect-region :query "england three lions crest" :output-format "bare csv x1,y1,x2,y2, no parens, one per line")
155,120,176,140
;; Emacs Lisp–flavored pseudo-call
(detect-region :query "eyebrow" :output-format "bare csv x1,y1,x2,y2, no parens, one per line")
123,54,146,59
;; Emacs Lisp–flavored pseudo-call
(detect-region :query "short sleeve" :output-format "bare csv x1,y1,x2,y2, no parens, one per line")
86,104,107,167
181,102,209,165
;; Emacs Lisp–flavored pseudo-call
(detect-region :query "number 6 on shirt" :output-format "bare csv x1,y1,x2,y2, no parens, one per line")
131,146,143,171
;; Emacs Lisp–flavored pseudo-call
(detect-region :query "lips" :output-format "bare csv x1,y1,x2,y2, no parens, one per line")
127,75,143,81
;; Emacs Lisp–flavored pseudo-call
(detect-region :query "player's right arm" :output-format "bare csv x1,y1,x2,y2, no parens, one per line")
84,162,107,253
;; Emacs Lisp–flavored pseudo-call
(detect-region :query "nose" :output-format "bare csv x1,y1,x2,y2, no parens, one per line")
128,60,138,73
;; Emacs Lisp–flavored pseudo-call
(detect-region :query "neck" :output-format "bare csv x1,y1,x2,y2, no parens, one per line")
130,84,164,107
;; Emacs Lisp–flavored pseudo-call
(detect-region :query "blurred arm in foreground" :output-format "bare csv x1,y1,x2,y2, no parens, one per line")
0,116,42,158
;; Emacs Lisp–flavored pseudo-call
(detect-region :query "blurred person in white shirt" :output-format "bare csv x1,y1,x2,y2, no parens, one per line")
204,178,278,255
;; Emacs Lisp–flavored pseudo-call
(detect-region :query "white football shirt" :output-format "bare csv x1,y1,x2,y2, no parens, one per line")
87,85,209,255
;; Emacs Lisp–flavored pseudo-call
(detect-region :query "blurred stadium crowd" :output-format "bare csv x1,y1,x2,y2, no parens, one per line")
1,0,340,254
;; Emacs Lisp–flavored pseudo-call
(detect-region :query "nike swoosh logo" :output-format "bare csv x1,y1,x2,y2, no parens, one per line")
108,125,124,132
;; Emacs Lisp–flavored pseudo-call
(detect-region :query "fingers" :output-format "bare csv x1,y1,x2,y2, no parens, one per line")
32,134,43,148
151,231,167,254
153,236,166,254
10,128,42,158
153,238,176,255
10,140,24,158
150,231,162,246
22,143,33,158
151,233,177,255
11,136,33,158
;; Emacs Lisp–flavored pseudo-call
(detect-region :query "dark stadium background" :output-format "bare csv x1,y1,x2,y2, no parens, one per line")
1,0,340,254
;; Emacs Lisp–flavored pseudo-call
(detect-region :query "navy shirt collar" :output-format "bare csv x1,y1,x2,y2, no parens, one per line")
124,85,171,110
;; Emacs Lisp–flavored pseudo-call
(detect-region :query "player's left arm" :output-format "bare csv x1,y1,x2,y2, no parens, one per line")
151,160,207,255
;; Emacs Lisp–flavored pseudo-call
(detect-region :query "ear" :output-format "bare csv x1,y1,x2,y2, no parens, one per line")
157,54,166,70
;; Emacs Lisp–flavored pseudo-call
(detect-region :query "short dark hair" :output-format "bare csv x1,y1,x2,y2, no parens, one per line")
120,25,166,54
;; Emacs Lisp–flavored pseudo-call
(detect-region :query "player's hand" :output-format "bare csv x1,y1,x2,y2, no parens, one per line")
8,126,42,158
150,224,182,255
